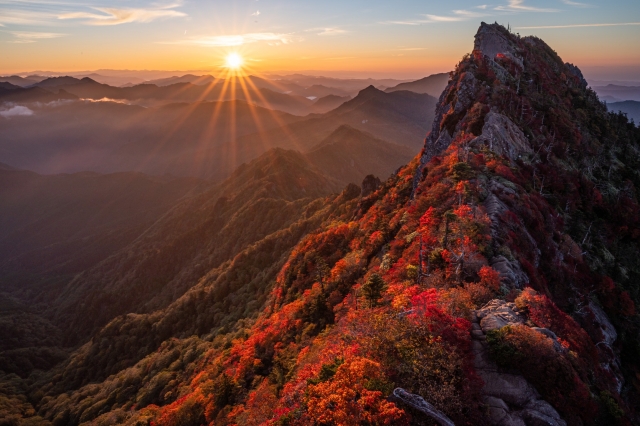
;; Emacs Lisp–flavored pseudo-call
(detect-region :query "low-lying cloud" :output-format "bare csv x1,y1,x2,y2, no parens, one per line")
0,105,34,118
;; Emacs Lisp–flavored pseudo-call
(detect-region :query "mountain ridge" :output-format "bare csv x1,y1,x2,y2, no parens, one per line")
2,22,640,426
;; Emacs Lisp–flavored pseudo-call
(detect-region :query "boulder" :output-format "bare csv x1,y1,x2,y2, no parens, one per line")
524,400,565,423
478,370,540,407
489,255,529,290
498,413,527,426
521,408,566,426
477,299,525,333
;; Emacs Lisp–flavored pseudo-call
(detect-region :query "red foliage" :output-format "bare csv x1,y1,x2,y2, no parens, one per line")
478,265,501,292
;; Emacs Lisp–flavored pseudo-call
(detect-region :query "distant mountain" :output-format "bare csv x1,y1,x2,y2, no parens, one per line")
265,73,413,95
0,82,19,91
0,75,46,87
304,125,415,185
608,100,640,124
0,86,77,103
229,85,437,164
299,84,350,98
32,76,85,88
593,84,640,102
311,94,351,113
0,86,436,180
145,74,216,86
384,72,450,97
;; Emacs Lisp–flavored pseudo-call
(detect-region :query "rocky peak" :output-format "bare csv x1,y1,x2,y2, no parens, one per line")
474,22,522,68
415,21,603,177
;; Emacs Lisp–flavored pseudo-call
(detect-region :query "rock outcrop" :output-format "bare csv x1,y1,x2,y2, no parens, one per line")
470,112,533,161
472,300,567,426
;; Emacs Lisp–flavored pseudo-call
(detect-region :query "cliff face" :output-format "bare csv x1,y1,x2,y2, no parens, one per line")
11,23,640,426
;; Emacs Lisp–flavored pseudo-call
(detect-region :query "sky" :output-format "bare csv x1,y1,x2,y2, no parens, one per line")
1,0,639,80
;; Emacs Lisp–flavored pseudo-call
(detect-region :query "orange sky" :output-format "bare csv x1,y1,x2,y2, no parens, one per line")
1,0,639,80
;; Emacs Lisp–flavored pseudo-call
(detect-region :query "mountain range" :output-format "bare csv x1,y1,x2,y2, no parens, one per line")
1,22,639,426
0,83,434,180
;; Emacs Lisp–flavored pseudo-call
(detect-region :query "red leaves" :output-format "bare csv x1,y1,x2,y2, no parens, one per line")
453,204,473,220
478,265,501,292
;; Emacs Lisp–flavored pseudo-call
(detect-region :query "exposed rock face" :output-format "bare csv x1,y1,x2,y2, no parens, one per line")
472,300,567,426
476,299,525,332
361,174,381,197
474,22,522,66
489,255,529,290
588,302,618,347
564,63,588,89
470,112,532,161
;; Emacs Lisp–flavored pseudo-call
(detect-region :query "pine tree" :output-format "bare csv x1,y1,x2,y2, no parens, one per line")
362,273,386,307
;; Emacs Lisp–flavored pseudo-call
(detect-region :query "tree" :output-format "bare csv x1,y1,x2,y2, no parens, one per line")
306,357,408,425
362,273,386,307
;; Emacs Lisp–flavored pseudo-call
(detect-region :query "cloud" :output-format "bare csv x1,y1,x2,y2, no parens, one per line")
58,3,186,25
517,22,640,29
252,10,260,16
382,9,486,25
166,32,296,47
560,0,591,6
316,27,348,36
0,105,33,118
495,0,558,12
6,31,66,43
0,9,59,26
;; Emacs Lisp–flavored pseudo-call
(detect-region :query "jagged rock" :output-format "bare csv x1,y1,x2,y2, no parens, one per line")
470,112,532,161
485,396,510,424
588,302,617,346
520,408,566,426
361,174,381,197
524,400,565,423
498,413,527,426
341,183,361,201
453,72,479,116
565,63,588,89
483,188,509,245
477,299,525,332
490,255,529,289
479,371,540,407
474,22,523,69
472,339,496,371
485,396,510,411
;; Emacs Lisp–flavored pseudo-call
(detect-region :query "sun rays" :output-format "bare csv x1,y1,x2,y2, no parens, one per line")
225,53,244,70
135,48,305,179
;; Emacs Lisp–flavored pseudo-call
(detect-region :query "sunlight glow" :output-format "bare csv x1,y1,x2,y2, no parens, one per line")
225,53,243,69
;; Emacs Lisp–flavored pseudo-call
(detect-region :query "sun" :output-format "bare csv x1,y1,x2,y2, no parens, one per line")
225,53,243,70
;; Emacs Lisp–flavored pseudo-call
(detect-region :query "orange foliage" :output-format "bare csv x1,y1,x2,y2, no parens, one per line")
305,357,408,426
